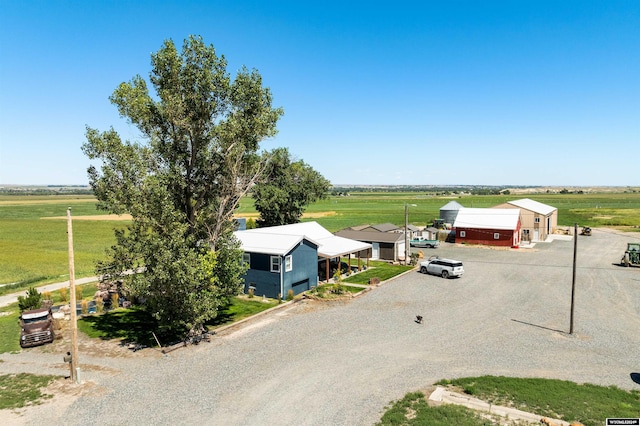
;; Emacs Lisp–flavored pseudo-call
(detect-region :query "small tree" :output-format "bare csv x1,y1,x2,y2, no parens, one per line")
17,287,43,312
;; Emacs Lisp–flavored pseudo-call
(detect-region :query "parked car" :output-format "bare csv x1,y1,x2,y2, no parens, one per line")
410,237,440,248
419,256,464,278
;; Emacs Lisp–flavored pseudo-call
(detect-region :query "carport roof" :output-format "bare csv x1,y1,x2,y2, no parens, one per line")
453,208,520,230
237,221,371,258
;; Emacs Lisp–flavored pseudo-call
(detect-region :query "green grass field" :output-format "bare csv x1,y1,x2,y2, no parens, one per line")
378,376,640,426
2,192,640,289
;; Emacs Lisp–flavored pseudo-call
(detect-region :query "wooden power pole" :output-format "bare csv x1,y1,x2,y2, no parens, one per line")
67,208,79,383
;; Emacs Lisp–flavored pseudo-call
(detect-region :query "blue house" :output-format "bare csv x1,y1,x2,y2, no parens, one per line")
234,222,371,299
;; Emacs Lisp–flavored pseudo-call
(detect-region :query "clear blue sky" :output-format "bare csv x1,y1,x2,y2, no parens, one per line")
1,1,638,186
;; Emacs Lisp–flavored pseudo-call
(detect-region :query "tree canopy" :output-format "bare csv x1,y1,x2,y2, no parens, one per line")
82,35,283,336
253,147,330,227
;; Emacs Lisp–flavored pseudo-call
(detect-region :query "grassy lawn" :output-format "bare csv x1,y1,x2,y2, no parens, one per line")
343,261,414,285
77,296,279,347
378,376,640,426
0,305,22,353
0,373,59,410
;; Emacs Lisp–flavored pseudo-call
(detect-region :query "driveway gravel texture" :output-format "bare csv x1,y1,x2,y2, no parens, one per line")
1,228,639,425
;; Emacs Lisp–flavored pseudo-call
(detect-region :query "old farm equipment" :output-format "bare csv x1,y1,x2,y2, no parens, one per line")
621,242,640,267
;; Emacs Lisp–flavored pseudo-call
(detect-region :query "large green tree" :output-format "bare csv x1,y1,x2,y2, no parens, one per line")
82,36,283,337
253,147,330,227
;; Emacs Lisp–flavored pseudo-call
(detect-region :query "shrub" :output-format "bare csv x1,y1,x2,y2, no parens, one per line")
286,289,294,301
248,288,255,298
95,298,104,314
75,287,83,302
43,291,52,301
58,287,68,302
111,293,119,308
17,287,43,311
331,284,345,295
81,300,89,315
369,277,381,285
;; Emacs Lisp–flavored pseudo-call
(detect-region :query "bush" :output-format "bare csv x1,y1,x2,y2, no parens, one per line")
111,293,119,308
248,288,255,298
81,300,89,315
369,277,381,285
286,289,294,301
75,287,83,301
58,287,68,302
95,298,104,314
17,287,43,312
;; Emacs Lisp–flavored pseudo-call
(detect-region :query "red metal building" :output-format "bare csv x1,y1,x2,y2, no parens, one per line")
453,208,521,247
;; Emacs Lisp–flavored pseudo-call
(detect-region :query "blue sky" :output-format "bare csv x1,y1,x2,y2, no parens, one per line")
1,1,638,186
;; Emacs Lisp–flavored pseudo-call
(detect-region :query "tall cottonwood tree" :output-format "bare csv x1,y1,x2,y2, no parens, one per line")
253,147,330,227
82,36,283,336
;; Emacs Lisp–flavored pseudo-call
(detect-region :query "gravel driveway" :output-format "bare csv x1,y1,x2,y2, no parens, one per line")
2,228,639,425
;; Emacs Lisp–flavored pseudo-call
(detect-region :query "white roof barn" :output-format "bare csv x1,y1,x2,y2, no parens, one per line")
453,208,521,230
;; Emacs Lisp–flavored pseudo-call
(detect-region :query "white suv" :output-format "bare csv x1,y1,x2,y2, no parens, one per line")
419,256,464,279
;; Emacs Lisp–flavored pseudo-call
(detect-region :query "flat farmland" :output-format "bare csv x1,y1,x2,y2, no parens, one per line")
1,192,639,289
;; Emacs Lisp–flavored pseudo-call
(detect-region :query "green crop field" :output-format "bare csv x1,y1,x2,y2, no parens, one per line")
2,191,640,289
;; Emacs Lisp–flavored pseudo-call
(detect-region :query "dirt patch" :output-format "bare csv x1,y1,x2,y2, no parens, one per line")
41,214,133,221
41,211,338,221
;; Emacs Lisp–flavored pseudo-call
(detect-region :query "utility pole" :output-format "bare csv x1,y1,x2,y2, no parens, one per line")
404,203,409,265
404,203,416,265
570,222,577,334
67,208,79,383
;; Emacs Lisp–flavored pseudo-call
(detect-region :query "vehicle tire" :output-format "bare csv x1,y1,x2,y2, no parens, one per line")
441,270,449,279
420,266,427,274
427,244,433,248
624,253,630,267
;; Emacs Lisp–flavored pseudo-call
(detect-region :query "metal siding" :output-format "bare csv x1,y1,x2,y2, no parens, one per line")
283,240,319,296
456,227,515,247
244,269,280,299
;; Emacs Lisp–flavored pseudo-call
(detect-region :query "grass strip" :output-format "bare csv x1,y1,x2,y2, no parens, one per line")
0,373,59,410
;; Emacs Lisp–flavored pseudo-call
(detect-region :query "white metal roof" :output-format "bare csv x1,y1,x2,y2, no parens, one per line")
453,208,520,230
507,198,556,215
237,221,372,258
233,231,309,256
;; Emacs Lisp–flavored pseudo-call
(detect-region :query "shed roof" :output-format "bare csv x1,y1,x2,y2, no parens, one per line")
453,208,520,230
238,221,371,258
370,223,400,232
507,198,556,215
335,229,405,244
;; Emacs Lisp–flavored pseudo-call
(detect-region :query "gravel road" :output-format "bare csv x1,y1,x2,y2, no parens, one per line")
2,228,639,425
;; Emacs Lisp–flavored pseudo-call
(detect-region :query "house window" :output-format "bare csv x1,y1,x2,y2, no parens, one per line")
285,255,293,272
270,256,280,272
494,233,500,239
242,253,250,267
459,231,466,238
534,217,540,224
